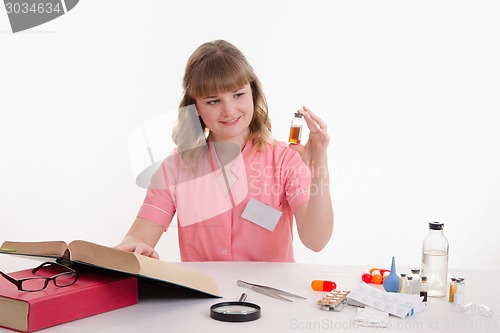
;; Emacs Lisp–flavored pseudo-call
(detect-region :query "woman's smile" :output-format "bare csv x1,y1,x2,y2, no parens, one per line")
220,115,242,125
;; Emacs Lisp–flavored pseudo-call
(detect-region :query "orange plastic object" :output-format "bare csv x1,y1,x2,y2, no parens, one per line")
371,270,383,284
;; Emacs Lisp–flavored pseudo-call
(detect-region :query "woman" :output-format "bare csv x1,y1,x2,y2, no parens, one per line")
118,40,333,262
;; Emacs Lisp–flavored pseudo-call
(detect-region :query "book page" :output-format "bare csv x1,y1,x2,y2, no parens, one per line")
0,297,28,332
68,240,140,274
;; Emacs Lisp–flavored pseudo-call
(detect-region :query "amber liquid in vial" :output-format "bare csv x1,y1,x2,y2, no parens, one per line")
289,126,301,144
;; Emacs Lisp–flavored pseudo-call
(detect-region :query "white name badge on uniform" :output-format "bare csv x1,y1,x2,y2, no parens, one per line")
241,198,282,232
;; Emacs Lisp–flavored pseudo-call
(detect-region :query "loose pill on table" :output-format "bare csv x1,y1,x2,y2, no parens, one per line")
311,280,337,291
361,272,373,283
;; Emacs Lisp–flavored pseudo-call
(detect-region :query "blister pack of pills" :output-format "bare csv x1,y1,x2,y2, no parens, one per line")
317,290,350,311
347,282,425,318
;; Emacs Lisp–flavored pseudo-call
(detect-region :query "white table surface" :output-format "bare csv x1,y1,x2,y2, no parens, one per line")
1,255,499,332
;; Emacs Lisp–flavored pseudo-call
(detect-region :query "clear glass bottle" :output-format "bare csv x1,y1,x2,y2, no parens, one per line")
421,222,449,297
288,112,303,144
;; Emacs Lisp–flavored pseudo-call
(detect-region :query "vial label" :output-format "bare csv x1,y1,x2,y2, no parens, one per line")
420,291,428,302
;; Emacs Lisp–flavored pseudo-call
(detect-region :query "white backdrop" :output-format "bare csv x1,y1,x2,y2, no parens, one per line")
1,0,499,270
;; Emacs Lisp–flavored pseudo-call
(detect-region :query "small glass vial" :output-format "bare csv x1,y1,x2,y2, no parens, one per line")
449,277,457,303
459,277,465,303
411,268,421,296
406,276,413,295
288,112,303,144
454,278,465,305
420,276,428,302
399,273,407,293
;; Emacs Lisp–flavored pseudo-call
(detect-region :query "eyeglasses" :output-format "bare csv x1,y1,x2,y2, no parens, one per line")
0,261,78,292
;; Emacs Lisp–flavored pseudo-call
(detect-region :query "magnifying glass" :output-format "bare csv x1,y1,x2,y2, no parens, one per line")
210,293,261,322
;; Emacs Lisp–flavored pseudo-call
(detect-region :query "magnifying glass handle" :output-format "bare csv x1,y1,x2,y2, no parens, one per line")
239,293,248,302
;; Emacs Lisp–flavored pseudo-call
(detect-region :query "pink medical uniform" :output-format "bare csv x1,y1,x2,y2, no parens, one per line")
137,139,311,262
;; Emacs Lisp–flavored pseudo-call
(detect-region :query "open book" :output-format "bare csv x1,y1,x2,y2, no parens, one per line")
0,240,220,298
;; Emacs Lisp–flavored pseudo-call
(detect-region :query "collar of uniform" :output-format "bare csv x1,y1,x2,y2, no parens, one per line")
207,138,253,175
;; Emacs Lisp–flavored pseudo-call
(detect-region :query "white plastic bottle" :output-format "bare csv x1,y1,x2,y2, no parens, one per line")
421,222,449,297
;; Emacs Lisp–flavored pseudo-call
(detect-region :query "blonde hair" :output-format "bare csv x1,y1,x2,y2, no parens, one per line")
172,40,273,165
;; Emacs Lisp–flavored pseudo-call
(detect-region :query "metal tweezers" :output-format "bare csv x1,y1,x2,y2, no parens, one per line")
237,280,307,302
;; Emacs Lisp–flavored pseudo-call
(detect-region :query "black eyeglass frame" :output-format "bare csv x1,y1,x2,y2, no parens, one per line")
0,261,78,292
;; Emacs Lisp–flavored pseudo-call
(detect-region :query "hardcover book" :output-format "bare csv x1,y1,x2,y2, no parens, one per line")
0,266,138,332
0,240,220,298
